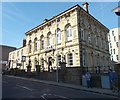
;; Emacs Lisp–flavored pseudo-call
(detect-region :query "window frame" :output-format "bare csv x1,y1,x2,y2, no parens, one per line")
29,40,32,53
48,33,52,46
67,53,73,66
41,36,44,49
66,25,72,41
57,29,61,44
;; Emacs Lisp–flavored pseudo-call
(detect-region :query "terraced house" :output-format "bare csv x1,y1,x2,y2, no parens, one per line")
8,3,112,72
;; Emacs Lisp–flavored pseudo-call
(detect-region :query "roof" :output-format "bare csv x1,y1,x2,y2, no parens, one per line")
25,4,109,35
0,45,17,49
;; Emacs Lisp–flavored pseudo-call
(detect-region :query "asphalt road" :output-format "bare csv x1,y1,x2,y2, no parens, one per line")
2,75,118,99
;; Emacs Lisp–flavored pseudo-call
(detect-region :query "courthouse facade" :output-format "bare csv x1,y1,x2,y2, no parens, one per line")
9,3,112,72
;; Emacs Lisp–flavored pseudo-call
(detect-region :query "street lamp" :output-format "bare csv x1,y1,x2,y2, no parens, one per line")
55,17,59,82
112,6,120,16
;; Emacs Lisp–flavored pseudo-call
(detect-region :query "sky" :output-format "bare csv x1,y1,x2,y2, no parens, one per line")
1,2,119,48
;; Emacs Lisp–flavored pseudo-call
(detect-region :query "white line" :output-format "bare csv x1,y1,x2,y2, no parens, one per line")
41,95,47,100
16,85,33,91
42,93,71,99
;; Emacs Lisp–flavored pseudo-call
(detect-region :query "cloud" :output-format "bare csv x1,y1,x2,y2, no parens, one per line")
2,2,32,24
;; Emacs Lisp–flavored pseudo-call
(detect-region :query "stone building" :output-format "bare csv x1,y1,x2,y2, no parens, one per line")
9,3,111,72
0,45,16,72
8,39,26,70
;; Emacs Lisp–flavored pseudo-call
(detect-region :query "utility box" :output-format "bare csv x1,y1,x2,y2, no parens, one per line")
82,75,87,87
101,75,111,89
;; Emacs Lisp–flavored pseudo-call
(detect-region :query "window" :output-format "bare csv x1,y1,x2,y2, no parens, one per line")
110,43,112,48
34,38,38,51
104,41,106,49
112,31,114,36
17,51,19,57
116,55,119,60
48,33,52,46
13,53,15,59
116,42,118,47
35,58,38,65
94,35,97,45
95,35,98,46
56,29,61,44
80,29,84,40
41,36,44,49
67,53,73,65
58,55,61,65
113,49,115,54
41,58,44,71
109,36,111,42
66,25,72,41
57,18,60,22
112,56,113,61
100,38,102,48
88,32,91,43
111,49,112,54
114,36,116,41
29,40,32,53
82,50,86,67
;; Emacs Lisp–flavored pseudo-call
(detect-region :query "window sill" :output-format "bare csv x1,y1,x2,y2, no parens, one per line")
57,43,61,45
66,40,72,43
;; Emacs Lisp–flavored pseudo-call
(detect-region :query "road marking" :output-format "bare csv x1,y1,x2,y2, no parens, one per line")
16,85,33,91
41,93,72,100
41,95,47,100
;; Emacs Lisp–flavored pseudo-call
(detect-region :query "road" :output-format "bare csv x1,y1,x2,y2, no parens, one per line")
2,75,118,99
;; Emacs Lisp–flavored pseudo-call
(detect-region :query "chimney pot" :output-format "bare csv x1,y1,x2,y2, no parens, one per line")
44,19,48,22
83,2,89,13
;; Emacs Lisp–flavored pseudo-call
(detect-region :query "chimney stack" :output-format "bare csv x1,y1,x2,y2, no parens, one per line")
83,2,89,13
23,39,26,47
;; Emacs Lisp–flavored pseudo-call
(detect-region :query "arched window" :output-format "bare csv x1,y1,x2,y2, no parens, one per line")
94,34,97,46
34,38,38,51
47,32,52,46
65,24,72,41
56,28,61,44
29,40,32,53
40,35,44,49
88,32,91,43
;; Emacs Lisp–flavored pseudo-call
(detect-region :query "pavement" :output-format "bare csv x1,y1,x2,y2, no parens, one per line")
4,75,120,97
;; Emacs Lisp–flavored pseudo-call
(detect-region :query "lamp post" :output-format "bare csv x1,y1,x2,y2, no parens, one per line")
55,17,59,82
112,3,120,97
